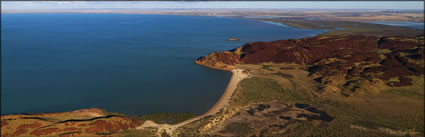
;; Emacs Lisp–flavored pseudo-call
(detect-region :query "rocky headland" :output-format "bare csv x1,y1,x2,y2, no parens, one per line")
187,34,424,137
196,35,425,96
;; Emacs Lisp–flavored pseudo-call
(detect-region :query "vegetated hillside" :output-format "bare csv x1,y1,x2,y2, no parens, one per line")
196,35,424,96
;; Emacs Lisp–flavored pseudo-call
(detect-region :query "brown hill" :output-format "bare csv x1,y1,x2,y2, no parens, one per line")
1,108,144,137
196,35,424,96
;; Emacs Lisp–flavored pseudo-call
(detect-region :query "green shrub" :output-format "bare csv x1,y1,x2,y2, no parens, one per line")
231,77,304,107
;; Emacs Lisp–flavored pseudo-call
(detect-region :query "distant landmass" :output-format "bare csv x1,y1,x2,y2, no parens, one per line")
3,8,424,22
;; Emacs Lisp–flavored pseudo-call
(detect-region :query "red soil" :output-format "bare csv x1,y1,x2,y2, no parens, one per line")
16,122,42,131
30,128,60,136
196,35,424,95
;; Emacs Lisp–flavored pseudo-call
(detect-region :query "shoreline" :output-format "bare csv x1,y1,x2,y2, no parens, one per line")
136,68,249,136
3,9,423,23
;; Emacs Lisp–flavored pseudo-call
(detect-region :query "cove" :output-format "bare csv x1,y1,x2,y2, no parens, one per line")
1,14,325,115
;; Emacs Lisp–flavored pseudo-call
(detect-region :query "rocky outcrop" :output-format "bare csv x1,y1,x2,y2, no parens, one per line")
195,51,241,70
1,108,144,137
196,35,424,95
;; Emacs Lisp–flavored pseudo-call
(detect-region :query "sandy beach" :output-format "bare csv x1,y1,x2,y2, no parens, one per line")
136,69,248,136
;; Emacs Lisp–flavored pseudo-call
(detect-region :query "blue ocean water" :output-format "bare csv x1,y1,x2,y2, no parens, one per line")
368,21,424,30
1,14,324,115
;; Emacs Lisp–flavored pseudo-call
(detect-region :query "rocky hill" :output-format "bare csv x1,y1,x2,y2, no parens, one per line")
1,108,144,137
196,35,424,96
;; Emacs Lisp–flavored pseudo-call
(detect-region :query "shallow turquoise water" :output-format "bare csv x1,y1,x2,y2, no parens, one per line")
368,21,424,30
1,14,324,115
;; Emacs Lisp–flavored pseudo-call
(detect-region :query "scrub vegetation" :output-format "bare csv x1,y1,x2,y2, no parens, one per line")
140,112,196,124
222,64,424,137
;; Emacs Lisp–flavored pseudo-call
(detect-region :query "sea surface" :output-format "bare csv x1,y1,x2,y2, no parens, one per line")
368,21,425,30
1,14,324,115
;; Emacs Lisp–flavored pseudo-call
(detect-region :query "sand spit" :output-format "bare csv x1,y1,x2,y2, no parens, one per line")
136,69,249,136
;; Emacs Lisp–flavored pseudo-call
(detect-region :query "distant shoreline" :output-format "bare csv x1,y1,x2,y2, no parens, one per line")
2,8,424,22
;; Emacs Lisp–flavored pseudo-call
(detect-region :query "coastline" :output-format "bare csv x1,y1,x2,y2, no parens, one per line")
2,9,424,137
1,13,317,117
136,68,249,136
3,9,423,22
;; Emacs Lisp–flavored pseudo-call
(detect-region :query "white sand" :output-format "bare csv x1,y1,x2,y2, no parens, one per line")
136,69,248,136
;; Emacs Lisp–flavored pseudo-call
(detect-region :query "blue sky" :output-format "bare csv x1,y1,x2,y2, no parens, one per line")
2,1,424,10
